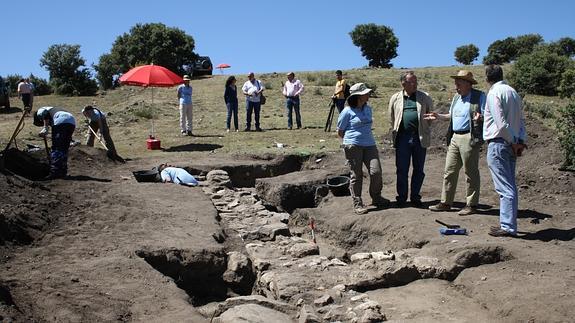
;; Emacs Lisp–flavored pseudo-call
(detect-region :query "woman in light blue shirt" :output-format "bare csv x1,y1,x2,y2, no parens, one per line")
337,83,388,214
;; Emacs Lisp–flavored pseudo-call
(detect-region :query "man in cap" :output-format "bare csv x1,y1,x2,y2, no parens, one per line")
241,72,265,131
388,71,433,207
177,75,193,136
282,72,304,129
33,107,76,179
82,105,124,162
425,70,486,215
483,65,527,237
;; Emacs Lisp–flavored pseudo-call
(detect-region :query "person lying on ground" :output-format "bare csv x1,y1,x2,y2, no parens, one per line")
156,163,199,186
82,105,124,162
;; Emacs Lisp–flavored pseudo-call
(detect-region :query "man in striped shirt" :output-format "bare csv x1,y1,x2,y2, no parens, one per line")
483,65,527,237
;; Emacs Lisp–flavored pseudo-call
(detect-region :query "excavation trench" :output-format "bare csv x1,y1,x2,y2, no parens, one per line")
134,161,512,321
1,148,49,180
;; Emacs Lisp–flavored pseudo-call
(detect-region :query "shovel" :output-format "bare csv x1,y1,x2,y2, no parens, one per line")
0,110,29,171
435,219,461,229
42,136,51,163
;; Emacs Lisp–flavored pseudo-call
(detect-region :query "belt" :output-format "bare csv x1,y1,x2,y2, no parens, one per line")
286,96,299,99
453,129,470,135
486,138,506,144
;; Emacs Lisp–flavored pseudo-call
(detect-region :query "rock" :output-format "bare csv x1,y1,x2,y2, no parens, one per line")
222,252,253,286
350,253,372,262
214,295,297,318
207,170,232,188
371,251,394,261
354,300,381,312
214,304,293,323
351,294,369,302
359,308,386,323
314,294,333,307
299,305,321,323
289,242,320,258
260,222,291,241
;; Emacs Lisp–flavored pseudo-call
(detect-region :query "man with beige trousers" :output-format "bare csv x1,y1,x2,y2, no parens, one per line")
424,70,486,215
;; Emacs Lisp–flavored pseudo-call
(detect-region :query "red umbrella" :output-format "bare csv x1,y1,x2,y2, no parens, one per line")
215,63,231,74
119,64,184,138
119,64,184,87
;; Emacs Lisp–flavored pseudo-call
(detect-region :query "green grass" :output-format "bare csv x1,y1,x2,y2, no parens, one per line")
1,65,570,159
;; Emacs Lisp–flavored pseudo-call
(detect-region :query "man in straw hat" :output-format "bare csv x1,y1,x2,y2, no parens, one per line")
424,70,486,215
177,75,194,136
388,71,433,208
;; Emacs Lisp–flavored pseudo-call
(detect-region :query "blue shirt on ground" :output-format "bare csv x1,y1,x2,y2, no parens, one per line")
160,167,198,186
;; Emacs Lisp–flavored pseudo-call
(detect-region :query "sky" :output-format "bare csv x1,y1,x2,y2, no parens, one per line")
2,0,574,80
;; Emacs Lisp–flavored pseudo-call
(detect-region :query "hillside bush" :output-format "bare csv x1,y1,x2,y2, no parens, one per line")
454,44,479,65
349,23,398,68
558,67,575,98
508,48,573,96
557,102,575,170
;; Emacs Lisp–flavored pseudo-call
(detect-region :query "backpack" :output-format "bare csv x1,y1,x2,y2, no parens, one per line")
343,83,351,99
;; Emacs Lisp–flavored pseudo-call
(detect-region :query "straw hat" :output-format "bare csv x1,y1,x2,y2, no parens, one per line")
450,70,477,84
183,75,191,81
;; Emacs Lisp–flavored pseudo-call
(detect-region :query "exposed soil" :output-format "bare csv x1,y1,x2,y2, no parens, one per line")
0,115,573,322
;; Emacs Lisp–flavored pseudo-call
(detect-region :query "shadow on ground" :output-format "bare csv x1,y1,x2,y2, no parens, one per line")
164,143,223,152
519,228,575,242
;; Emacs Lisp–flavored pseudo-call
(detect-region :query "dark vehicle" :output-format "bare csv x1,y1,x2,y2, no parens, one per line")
190,56,213,77
0,76,10,109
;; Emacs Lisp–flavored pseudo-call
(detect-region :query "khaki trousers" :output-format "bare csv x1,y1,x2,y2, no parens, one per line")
441,133,480,206
343,144,383,205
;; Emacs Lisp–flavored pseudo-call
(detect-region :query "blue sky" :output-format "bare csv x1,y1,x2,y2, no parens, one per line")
2,0,573,80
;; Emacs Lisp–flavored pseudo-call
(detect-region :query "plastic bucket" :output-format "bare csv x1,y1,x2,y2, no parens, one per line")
326,176,350,196
132,170,159,182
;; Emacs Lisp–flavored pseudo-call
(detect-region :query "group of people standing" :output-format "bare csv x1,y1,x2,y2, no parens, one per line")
336,65,526,238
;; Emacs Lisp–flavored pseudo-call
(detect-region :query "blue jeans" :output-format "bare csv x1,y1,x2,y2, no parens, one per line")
335,99,346,113
395,132,427,202
226,102,238,130
246,100,261,130
486,139,518,234
51,123,75,177
286,97,301,128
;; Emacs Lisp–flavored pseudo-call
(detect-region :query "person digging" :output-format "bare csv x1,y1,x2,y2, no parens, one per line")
82,105,124,162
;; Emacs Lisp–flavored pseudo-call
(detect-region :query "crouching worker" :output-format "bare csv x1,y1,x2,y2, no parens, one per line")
157,163,199,187
33,107,76,179
82,105,124,162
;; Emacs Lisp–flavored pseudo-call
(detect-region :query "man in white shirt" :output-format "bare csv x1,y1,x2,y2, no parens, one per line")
241,72,265,131
282,72,304,129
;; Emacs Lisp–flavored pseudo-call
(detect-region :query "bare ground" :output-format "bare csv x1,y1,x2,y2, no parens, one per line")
0,115,573,322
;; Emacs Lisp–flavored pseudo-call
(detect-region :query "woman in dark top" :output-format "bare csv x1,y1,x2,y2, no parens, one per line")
224,76,239,132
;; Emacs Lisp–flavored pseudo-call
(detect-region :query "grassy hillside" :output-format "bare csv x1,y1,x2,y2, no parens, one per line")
0,65,569,158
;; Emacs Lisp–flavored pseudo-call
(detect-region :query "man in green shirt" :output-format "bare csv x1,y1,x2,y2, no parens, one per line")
388,71,433,207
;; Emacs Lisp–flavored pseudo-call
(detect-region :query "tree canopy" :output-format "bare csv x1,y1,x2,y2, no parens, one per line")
349,24,399,68
40,44,97,96
454,44,479,65
95,23,196,89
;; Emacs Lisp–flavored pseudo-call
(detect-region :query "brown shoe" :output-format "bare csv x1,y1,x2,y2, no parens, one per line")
488,227,516,237
429,202,451,212
458,206,477,216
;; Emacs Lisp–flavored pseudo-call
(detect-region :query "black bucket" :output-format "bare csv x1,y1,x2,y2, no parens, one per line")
133,170,159,183
326,176,350,196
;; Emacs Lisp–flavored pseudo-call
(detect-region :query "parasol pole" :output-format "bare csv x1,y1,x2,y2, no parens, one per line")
151,87,155,138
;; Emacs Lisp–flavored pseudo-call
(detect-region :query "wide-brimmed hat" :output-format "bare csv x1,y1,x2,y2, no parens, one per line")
450,70,477,84
348,83,373,97
183,75,191,81
286,72,294,76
